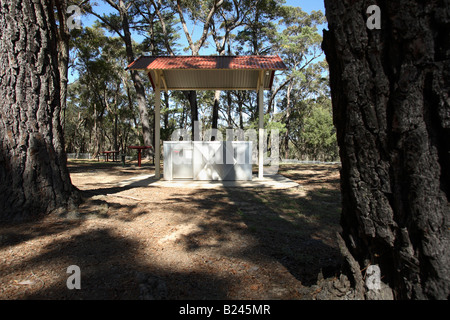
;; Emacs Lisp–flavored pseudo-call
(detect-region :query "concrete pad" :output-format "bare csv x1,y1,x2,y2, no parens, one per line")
117,174,299,189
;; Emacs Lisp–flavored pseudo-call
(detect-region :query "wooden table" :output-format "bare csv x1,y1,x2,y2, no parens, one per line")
127,146,153,167
101,151,119,162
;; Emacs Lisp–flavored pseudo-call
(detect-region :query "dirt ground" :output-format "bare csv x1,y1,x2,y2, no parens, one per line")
0,160,343,300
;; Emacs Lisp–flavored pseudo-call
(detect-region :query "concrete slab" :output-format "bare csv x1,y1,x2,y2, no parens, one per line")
117,174,299,190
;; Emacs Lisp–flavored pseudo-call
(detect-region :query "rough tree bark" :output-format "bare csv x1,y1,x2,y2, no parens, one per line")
323,0,450,299
0,0,80,220
54,0,70,131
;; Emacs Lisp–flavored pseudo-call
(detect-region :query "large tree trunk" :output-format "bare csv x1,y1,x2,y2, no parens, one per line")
226,91,233,128
0,0,80,221
323,0,450,299
164,92,170,130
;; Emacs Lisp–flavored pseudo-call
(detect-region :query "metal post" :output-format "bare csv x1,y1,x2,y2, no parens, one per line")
155,83,161,179
258,85,264,179
138,149,142,167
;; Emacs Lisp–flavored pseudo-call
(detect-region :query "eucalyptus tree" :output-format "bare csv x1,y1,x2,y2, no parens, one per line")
0,0,80,220
209,0,251,131
172,0,224,138
82,0,153,154
235,0,285,55
323,0,449,299
68,26,137,155
264,6,327,160
131,0,181,143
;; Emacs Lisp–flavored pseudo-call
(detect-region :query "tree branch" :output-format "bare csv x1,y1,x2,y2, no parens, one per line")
176,0,224,55
196,0,224,54
175,0,196,54
103,0,120,11
152,0,175,55
82,4,125,40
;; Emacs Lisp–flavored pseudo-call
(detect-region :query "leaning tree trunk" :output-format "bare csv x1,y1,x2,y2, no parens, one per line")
118,0,153,156
0,0,80,221
54,0,70,131
323,0,450,299
130,69,153,153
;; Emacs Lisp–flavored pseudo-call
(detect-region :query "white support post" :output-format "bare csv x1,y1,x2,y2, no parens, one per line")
155,82,161,179
258,84,264,180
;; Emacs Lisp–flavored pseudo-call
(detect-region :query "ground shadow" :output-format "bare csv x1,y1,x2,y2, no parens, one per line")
0,220,82,249
67,160,155,174
5,227,230,299
1,162,344,298
228,187,342,286
166,181,342,287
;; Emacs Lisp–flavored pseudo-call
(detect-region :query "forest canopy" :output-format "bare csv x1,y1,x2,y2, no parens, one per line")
64,0,337,162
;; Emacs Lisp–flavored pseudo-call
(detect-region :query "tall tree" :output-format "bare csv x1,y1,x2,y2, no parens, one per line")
0,0,80,220
55,0,71,131
235,0,285,131
69,26,131,156
323,0,449,299
236,0,283,55
174,0,224,138
83,0,153,154
132,0,180,143
209,0,248,131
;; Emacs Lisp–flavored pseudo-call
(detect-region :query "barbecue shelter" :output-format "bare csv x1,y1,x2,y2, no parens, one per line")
126,55,287,180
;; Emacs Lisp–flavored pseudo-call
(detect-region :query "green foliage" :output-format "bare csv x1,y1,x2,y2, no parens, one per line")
247,114,286,135
301,103,338,161
66,0,337,162
65,26,141,155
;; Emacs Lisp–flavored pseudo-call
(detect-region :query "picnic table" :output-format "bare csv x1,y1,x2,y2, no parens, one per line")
127,145,153,167
101,150,120,162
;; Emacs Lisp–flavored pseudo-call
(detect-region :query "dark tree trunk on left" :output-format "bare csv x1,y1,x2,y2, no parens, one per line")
0,0,80,220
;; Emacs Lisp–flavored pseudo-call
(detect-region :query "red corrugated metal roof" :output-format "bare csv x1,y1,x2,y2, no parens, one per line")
127,55,287,71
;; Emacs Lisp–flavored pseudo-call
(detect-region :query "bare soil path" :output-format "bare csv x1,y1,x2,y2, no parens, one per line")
0,160,342,299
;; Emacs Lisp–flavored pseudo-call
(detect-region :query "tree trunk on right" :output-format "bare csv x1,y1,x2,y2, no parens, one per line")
323,0,449,299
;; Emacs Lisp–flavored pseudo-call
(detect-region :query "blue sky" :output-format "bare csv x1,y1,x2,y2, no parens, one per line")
82,0,327,45
84,0,325,22
287,0,325,13
71,1,327,82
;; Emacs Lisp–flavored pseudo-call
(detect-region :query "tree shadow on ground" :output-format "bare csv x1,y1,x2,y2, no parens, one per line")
67,160,154,174
167,182,342,287
279,164,341,185
0,220,83,249
1,163,343,299
228,187,342,286
5,227,230,299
